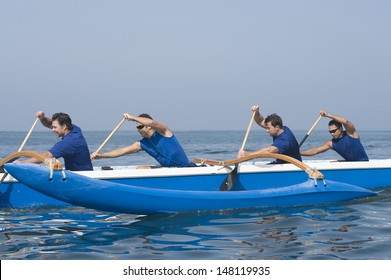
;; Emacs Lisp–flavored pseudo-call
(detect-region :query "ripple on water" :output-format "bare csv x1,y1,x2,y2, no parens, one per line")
1,199,391,259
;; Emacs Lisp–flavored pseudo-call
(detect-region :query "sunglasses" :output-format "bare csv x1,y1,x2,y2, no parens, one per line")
136,125,145,130
329,128,339,134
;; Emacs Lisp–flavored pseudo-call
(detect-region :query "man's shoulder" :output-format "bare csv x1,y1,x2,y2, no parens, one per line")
72,124,81,131
281,126,295,137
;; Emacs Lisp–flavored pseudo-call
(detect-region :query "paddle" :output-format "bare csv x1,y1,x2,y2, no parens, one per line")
219,111,256,191
298,115,323,147
18,117,40,152
93,117,126,155
0,117,39,179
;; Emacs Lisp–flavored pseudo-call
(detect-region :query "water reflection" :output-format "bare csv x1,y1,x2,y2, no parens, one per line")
1,201,390,260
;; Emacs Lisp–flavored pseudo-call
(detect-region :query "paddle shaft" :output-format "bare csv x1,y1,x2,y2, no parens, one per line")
1,117,39,182
240,111,256,150
18,117,39,152
95,117,126,154
298,115,323,147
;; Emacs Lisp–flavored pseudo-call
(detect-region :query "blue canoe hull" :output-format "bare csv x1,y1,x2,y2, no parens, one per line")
0,181,69,208
4,163,376,214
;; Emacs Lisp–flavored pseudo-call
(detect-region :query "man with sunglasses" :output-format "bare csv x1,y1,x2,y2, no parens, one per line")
300,110,368,161
90,113,191,168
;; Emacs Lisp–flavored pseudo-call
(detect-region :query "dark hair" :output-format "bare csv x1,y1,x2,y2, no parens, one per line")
52,112,73,130
328,120,342,128
265,113,283,128
138,113,153,120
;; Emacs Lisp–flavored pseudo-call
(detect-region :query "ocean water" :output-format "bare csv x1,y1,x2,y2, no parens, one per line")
1,130,391,260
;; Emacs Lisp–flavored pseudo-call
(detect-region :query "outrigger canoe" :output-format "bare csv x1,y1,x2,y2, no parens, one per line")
1,151,384,214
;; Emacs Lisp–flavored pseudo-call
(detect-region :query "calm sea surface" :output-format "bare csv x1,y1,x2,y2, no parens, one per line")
1,130,391,260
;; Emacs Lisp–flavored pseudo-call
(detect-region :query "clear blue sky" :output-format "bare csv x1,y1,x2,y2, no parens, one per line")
1,0,390,131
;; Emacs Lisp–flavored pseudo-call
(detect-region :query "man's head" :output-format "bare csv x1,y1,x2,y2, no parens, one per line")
328,120,342,139
264,113,283,136
135,113,153,137
51,112,73,137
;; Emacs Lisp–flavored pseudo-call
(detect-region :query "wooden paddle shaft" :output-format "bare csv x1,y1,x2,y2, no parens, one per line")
299,115,323,147
18,117,39,152
95,117,126,154
240,111,256,150
306,115,323,136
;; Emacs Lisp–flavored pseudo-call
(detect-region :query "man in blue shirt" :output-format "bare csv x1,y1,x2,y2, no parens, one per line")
19,111,93,171
238,105,302,163
91,113,191,168
300,110,368,161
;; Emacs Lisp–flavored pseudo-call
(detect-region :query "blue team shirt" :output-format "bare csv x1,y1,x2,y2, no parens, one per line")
140,132,191,167
332,131,369,161
271,126,302,163
49,125,93,171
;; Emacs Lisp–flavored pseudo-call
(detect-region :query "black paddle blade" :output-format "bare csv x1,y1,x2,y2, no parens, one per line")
0,157,19,182
0,171,9,184
219,165,238,191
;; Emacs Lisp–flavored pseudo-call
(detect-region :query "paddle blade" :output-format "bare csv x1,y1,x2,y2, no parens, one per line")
219,165,238,191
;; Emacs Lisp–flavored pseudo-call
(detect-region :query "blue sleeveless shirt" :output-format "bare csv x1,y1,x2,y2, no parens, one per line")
332,131,369,161
140,132,191,167
272,126,302,163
